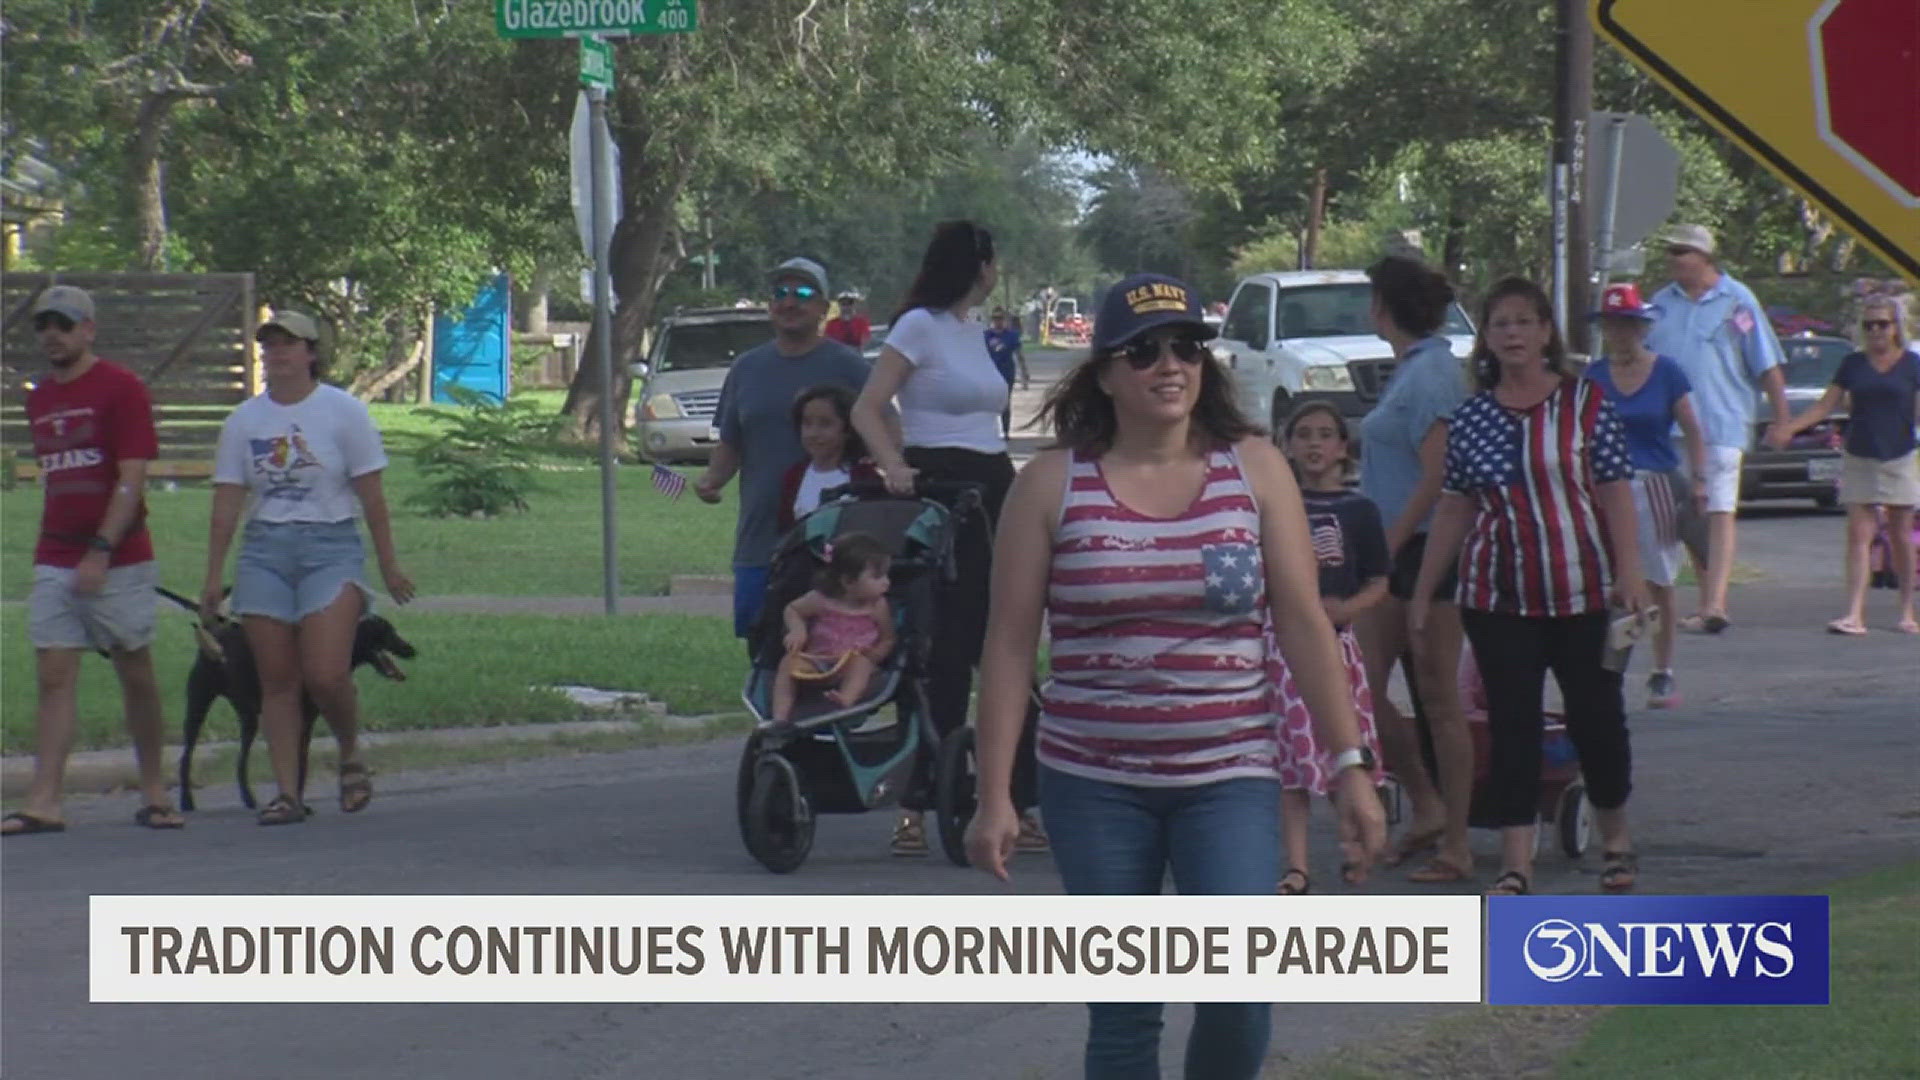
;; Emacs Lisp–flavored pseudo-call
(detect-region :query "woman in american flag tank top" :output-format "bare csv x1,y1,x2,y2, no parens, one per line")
962,274,1386,1079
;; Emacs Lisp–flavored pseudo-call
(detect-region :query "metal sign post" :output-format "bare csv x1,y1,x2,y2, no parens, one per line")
1593,115,1629,296
587,79,618,616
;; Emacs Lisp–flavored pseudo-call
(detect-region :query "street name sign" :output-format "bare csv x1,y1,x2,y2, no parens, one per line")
580,35,612,89
1593,0,1918,284
497,0,696,38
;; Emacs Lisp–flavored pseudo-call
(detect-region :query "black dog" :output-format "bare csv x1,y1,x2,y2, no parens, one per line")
158,588,417,812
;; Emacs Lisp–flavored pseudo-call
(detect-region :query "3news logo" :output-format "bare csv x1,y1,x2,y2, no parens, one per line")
1486,896,1829,1005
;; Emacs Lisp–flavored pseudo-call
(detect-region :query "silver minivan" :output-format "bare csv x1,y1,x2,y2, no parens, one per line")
630,307,771,463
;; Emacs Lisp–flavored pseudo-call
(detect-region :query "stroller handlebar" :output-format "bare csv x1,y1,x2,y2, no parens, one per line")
833,478,985,510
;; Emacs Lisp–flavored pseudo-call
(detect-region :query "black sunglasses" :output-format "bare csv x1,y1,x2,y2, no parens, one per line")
1117,335,1206,370
772,284,819,301
32,312,76,333
1863,319,1894,331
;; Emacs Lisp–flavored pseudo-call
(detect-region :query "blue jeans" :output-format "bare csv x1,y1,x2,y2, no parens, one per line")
732,565,770,640
1039,765,1282,1080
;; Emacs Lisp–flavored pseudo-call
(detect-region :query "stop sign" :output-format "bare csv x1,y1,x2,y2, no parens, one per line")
1812,0,1920,206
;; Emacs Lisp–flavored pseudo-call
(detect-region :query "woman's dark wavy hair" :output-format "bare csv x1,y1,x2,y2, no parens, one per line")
1366,255,1455,337
1038,329,1258,455
1469,276,1573,391
790,384,867,463
893,220,993,319
814,531,890,598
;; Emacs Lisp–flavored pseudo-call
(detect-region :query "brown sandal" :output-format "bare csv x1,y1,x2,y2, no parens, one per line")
1486,870,1530,896
338,761,373,814
258,794,308,826
1277,869,1311,895
1600,851,1639,892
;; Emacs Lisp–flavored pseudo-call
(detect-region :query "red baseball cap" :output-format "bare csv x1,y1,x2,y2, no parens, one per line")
1590,282,1656,320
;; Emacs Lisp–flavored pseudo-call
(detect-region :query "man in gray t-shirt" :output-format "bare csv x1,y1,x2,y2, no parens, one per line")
696,257,870,639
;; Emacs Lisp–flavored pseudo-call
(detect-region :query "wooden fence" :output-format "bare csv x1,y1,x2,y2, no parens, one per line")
2,272,256,480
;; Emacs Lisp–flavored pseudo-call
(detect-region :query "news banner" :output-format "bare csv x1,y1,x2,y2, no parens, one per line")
89,893,1828,1005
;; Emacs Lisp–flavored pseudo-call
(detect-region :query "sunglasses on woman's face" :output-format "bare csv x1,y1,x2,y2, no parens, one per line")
1118,335,1205,370
1862,320,1894,331
772,284,819,301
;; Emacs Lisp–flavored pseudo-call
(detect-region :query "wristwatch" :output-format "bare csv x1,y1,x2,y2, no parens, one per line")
87,535,114,553
1329,745,1376,776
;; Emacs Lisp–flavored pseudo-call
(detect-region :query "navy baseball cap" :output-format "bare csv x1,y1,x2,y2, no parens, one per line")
1092,273,1216,352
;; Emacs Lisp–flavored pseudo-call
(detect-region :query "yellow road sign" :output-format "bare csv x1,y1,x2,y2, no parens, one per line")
1593,0,1918,284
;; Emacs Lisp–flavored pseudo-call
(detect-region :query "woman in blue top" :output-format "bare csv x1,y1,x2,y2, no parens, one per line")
1356,256,1475,883
1769,294,1920,635
1587,283,1707,708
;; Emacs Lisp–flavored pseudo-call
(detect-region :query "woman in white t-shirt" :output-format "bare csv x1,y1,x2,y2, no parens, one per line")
852,220,1045,856
201,311,414,827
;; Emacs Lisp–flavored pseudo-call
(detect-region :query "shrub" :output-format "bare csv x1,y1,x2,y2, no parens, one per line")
396,387,564,517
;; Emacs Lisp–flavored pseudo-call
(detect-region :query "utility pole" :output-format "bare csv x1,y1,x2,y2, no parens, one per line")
1553,0,1594,354
1303,168,1327,270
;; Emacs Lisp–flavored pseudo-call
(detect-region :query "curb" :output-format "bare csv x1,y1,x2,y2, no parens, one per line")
2,715,743,800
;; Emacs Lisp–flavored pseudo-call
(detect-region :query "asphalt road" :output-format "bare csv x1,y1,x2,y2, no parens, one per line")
6,346,1916,1079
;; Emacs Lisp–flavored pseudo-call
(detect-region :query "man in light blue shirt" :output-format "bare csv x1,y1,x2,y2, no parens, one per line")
1644,224,1790,633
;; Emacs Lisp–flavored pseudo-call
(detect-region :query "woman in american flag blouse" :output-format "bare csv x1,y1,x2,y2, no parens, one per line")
1409,277,1646,898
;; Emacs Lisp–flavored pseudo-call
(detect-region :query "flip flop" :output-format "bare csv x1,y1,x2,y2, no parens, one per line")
1,811,66,837
133,805,184,830
1826,619,1868,636
1406,856,1472,884
1383,825,1445,867
1896,618,1918,635
1277,869,1311,895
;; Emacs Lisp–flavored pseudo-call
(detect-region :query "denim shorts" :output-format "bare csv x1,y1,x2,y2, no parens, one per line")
233,520,373,624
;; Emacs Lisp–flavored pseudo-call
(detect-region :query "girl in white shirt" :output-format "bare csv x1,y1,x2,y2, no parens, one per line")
851,220,1044,857
202,311,414,826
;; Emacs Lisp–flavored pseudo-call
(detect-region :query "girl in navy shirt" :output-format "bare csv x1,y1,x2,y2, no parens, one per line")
1274,402,1389,893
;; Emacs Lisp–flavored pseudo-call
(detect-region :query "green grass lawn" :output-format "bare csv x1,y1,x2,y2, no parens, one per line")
1,394,737,600
0,606,744,754
1556,860,1920,1079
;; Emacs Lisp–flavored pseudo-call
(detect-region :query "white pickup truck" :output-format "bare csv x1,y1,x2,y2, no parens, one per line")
1212,270,1477,436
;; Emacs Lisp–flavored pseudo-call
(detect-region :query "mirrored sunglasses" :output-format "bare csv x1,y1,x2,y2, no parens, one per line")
1117,336,1205,370
772,284,819,301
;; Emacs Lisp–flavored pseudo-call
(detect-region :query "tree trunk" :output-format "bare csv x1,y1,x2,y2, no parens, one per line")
129,94,177,272
517,267,552,335
559,157,695,441
1303,168,1326,270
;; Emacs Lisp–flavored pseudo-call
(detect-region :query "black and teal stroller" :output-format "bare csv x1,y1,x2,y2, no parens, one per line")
736,479,994,873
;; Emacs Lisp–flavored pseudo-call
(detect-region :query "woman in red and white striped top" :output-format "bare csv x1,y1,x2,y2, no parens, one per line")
1411,277,1645,899
964,273,1385,1078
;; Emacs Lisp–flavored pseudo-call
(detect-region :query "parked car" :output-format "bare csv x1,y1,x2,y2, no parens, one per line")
1740,332,1850,508
630,306,771,464
861,323,889,364
1212,270,1478,436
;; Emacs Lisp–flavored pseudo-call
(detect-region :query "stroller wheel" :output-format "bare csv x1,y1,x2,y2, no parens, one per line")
1557,781,1592,859
933,727,978,868
744,754,814,874
735,735,763,852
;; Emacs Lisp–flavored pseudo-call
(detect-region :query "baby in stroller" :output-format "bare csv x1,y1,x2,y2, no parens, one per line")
772,532,896,724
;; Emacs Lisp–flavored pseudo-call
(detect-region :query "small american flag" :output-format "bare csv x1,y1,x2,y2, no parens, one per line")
651,464,687,500
1731,305,1755,336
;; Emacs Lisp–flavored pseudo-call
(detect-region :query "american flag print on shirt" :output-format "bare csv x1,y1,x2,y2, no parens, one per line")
1037,446,1281,787
1442,378,1634,617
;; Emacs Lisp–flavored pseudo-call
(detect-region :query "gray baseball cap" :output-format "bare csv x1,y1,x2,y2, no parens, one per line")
769,257,828,298
32,285,95,323
1658,224,1716,257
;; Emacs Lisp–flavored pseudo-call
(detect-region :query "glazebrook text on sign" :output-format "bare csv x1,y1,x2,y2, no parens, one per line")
1486,895,1829,1005
496,0,695,38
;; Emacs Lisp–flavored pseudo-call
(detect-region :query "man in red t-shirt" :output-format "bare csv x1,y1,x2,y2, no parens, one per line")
824,292,870,350
4,285,183,836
